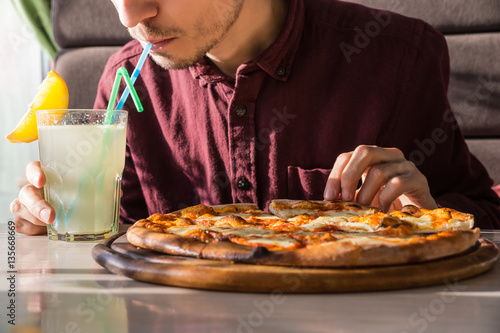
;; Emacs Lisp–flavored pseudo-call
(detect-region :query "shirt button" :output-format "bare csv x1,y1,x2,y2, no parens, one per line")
237,177,250,190
276,66,286,76
235,106,247,117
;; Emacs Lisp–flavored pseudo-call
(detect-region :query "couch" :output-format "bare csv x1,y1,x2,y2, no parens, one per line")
51,0,500,187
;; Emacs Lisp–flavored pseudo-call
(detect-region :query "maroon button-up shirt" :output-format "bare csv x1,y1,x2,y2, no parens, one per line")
94,0,500,228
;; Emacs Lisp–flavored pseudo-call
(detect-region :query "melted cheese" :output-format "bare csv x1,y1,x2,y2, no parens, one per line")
398,216,473,232
291,215,375,232
245,237,299,249
335,222,375,232
197,214,280,223
338,235,395,245
167,226,207,236
298,220,332,231
399,215,433,226
208,226,276,237
323,209,374,218
200,215,227,221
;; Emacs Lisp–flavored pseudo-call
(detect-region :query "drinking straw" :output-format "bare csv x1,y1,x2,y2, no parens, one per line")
105,67,144,124
115,43,152,111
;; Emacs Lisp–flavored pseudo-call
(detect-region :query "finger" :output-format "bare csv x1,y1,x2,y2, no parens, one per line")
26,161,46,189
10,199,48,226
377,173,437,212
324,152,353,200
356,160,416,206
14,217,47,236
18,185,55,224
341,146,405,202
369,192,404,211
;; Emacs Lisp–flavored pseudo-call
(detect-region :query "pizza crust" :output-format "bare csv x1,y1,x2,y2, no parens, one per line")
239,229,480,267
127,224,206,257
200,241,258,262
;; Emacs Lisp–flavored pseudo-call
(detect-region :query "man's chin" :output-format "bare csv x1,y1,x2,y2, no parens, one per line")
150,53,202,70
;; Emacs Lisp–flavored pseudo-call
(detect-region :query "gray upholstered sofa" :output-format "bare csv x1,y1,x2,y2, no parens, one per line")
52,0,500,186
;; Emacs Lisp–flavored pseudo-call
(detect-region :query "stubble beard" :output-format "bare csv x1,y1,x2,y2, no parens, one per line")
132,1,244,70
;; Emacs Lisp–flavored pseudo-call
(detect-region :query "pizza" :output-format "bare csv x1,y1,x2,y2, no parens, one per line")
126,199,479,267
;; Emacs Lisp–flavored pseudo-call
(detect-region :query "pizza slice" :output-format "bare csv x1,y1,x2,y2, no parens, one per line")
388,205,474,232
269,199,474,234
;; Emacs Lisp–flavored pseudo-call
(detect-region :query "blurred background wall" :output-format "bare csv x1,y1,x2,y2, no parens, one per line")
0,1,45,223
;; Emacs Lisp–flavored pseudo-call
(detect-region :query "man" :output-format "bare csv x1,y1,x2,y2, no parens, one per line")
11,0,500,235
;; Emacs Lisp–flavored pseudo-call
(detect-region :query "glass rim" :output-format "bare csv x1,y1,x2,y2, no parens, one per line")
35,109,128,114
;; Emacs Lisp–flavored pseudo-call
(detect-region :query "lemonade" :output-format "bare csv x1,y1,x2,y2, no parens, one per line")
37,110,127,241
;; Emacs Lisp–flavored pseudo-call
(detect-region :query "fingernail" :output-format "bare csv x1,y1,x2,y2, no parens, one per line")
40,209,50,223
342,190,353,202
32,172,40,185
11,201,20,213
324,188,336,200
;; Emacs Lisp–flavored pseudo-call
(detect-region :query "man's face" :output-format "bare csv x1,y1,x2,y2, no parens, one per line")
111,0,244,70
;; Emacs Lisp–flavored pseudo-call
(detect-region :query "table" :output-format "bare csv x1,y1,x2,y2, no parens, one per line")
1,223,499,333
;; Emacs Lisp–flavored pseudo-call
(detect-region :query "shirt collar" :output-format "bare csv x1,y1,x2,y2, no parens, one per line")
189,0,304,84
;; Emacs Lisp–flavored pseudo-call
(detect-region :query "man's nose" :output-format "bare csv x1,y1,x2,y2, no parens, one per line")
112,0,158,28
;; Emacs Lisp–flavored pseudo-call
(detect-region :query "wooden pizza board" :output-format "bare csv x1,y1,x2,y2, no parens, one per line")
92,233,499,293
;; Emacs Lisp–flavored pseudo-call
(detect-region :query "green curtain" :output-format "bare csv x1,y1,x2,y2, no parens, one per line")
10,0,58,60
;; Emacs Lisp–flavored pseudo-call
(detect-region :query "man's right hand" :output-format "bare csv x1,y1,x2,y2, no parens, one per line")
10,161,55,235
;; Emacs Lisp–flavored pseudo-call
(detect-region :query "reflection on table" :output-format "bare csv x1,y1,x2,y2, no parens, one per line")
2,225,499,333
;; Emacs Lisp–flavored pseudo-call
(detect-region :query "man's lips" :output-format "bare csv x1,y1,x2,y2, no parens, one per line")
142,37,177,52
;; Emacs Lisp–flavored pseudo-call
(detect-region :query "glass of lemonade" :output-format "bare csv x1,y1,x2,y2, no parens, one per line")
35,109,128,241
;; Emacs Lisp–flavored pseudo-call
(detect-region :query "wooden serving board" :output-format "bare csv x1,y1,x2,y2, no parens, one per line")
92,233,499,293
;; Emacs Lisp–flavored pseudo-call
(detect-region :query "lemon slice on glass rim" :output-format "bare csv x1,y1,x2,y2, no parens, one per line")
6,70,69,143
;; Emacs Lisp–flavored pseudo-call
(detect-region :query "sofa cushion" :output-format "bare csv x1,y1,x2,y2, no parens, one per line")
52,0,131,48
466,139,500,185
342,0,500,33
446,33,500,137
343,0,500,138
54,46,122,109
